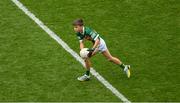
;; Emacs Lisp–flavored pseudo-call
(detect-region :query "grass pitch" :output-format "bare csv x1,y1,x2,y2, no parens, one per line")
0,0,179,102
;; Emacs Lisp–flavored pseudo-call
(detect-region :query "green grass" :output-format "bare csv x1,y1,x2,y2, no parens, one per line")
0,0,119,102
0,0,179,102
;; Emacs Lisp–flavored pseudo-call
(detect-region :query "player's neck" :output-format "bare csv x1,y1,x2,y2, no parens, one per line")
80,26,85,34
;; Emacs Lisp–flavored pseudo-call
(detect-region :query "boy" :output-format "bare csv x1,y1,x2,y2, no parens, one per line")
72,19,131,81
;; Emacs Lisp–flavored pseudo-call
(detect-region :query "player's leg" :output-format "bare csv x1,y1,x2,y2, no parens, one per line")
101,49,123,65
84,58,91,75
77,48,99,81
77,58,91,81
102,49,131,78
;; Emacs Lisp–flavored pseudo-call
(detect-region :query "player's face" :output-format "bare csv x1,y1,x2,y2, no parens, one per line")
74,25,82,32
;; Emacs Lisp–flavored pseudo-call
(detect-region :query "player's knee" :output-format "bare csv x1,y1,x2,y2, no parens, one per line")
84,58,90,63
84,59,88,62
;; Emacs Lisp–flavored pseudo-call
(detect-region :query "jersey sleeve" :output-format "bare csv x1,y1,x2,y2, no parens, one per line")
86,28,100,41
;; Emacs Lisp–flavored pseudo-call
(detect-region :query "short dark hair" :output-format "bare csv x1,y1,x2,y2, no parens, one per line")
72,18,84,26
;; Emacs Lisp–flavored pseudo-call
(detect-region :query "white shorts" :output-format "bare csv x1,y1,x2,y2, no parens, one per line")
98,38,107,53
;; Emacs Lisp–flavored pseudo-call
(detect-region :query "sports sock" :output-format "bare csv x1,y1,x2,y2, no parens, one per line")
86,70,90,76
119,63,125,69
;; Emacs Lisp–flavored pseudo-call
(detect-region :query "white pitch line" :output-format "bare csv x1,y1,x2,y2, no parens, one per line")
11,0,131,102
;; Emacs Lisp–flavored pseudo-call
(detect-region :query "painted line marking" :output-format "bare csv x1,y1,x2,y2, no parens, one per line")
11,0,131,102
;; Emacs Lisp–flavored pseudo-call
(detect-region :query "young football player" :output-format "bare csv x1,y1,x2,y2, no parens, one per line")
72,19,131,81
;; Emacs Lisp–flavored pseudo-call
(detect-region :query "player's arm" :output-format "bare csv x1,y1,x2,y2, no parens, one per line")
79,40,84,50
92,38,100,49
90,30,100,50
88,32,100,57
77,33,84,50
91,38,100,55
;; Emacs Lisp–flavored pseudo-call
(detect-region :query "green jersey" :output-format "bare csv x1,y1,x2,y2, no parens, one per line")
76,26,100,43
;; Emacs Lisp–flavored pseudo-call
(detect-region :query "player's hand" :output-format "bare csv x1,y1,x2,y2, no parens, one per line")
87,48,95,52
87,48,95,57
